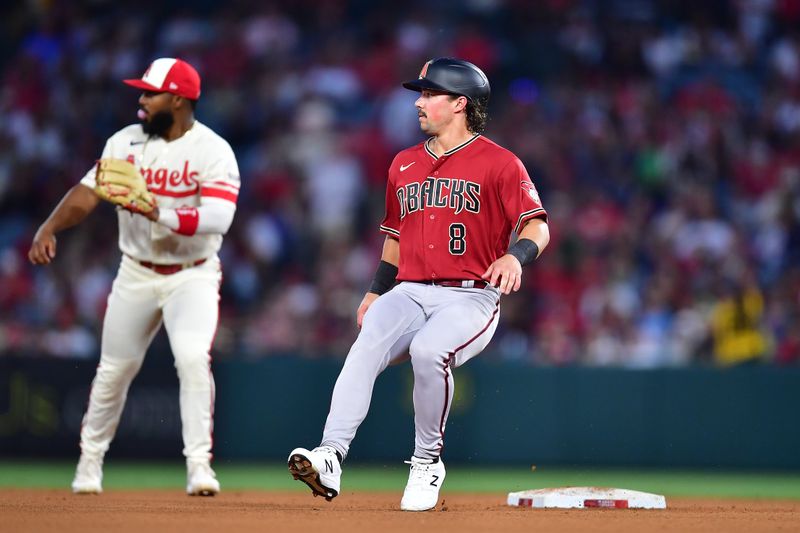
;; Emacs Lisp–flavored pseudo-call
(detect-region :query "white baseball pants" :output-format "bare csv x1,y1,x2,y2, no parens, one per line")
78,254,221,464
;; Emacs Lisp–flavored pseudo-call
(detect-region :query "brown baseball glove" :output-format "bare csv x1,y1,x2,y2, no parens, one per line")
94,159,156,214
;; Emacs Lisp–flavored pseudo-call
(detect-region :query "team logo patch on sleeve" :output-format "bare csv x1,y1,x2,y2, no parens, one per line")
521,180,540,203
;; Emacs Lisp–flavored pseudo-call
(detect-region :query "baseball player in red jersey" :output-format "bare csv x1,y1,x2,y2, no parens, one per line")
289,58,550,511
28,58,240,496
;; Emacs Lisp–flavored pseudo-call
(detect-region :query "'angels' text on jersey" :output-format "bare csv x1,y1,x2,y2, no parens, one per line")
397,177,481,218
81,121,240,264
139,161,200,197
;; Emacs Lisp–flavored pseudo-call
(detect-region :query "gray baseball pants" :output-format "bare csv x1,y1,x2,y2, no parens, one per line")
321,281,500,460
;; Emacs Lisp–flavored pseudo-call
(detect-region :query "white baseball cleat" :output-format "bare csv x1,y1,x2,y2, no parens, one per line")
186,461,220,496
400,456,446,511
287,446,341,501
71,454,103,494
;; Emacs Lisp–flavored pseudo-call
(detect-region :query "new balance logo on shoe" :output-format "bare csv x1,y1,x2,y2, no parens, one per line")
288,446,342,502
401,457,446,511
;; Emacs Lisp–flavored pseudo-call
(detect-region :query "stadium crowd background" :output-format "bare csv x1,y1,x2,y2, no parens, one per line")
1,0,799,367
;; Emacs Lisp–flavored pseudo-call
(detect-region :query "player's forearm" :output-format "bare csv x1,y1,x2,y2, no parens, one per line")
369,236,400,296
380,236,400,266
516,218,549,257
156,201,236,236
505,218,549,267
38,184,100,234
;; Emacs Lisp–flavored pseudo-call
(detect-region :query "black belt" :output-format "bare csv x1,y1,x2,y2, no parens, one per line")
410,279,492,289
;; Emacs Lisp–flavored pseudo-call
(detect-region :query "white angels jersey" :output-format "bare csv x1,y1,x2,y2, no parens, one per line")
80,121,240,264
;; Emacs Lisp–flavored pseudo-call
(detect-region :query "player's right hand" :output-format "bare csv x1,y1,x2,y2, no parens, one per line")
482,254,523,295
28,228,57,265
357,292,380,328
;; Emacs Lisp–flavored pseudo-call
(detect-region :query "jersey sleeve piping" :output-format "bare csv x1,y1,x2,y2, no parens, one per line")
379,225,400,238
201,188,239,203
514,208,548,234
201,181,239,203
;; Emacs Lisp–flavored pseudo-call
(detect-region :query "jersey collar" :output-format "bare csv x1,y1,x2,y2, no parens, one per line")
424,134,481,160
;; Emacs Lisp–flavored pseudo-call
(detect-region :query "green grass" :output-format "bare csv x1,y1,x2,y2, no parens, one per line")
1,461,798,500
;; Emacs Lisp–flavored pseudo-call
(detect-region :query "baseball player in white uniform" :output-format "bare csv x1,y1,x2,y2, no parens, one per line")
28,58,240,496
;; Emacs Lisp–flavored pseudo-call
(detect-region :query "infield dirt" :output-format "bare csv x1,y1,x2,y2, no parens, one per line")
2,489,798,532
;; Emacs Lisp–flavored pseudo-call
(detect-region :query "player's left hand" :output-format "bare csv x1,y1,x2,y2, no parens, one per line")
94,158,157,215
356,292,380,328
482,255,522,295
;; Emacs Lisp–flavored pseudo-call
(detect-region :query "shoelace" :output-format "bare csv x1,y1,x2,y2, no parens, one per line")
315,446,337,457
314,446,341,466
404,460,435,487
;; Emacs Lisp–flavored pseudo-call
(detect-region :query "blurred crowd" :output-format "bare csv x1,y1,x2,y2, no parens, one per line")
1,0,799,367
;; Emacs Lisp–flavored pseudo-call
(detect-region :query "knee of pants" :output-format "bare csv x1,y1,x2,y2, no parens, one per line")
408,337,449,371
171,336,212,389
95,357,142,390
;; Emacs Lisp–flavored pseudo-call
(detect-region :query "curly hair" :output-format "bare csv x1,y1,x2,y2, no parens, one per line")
464,96,489,134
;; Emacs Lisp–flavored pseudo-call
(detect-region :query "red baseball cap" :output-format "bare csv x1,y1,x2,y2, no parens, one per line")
123,58,201,100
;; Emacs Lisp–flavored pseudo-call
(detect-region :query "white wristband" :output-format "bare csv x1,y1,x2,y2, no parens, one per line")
156,208,180,230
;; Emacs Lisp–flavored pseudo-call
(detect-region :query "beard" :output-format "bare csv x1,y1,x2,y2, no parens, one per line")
141,110,175,137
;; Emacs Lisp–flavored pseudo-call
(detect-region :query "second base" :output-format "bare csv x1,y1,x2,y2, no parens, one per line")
507,487,667,509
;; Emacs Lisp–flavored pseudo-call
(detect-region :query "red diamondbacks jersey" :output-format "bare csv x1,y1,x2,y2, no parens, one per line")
380,134,547,282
